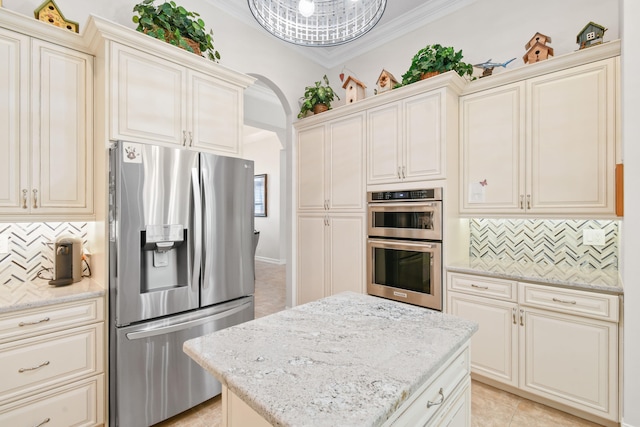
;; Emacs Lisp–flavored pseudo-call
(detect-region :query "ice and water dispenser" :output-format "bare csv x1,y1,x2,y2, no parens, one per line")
140,224,188,292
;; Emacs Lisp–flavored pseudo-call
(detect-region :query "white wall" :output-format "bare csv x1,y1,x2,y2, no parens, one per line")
328,0,620,103
621,0,640,425
244,131,284,264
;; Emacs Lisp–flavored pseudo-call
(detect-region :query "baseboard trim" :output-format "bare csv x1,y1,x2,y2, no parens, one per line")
255,256,286,265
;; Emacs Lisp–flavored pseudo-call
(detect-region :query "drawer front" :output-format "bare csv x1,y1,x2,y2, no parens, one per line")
0,323,103,404
519,283,619,322
0,298,104,344
448,273,516,301
390,346,470,426
0,374,104,427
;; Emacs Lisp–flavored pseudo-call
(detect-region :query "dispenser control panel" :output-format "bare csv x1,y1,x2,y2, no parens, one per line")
145,224,184,243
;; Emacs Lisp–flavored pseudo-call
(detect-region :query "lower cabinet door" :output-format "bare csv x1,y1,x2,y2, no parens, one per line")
0,374,104,427
520,308,618,421
296,214,327,305
448,292,518,387
431,377,471,427
328,214,365,295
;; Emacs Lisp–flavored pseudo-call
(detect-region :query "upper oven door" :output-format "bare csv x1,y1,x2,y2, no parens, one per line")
368,202,442,240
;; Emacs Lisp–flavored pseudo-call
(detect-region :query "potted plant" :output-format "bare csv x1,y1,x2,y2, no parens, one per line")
298,75,340,119
133,0,221,62
399,44,473,86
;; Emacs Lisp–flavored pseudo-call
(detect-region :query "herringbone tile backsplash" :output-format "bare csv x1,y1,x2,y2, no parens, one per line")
0,222,90,285
469,219,619,269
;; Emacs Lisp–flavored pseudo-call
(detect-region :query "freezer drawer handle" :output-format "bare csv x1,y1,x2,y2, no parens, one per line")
552,297,577,305
126,301,252,340
19,360,50,373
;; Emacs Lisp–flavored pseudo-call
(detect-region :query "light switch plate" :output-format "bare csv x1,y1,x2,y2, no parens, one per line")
583,229,606,246
0,235,8,254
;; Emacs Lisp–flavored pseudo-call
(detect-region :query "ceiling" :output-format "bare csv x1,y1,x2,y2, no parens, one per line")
209,0,476,68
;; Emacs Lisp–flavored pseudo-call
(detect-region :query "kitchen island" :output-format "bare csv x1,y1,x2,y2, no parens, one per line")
184,292,478,427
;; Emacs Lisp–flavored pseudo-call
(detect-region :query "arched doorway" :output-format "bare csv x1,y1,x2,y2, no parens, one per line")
243,75,294,308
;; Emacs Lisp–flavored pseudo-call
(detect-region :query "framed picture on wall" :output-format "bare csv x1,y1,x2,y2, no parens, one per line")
254,174,267,217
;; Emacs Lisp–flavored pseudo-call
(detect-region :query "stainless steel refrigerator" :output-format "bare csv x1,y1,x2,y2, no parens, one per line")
108,141,255,427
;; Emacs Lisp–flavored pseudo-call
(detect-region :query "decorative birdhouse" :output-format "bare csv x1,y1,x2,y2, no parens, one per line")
342,76,366,105
34,0,79,33
376,69,398,94
523,32,553,64
577,22,607,49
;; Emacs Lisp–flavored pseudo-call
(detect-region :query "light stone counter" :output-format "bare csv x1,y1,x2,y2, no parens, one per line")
448,257,622,295
0,277,105,314
184,292,478,427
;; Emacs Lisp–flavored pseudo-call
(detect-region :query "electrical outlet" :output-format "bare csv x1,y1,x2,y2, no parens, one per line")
583,229,606,246
0,235,8,254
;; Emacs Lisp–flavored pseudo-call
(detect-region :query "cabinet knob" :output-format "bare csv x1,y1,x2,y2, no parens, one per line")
22,189,28,209
32,189,38,209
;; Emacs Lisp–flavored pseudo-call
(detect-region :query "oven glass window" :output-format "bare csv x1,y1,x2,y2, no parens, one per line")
372,211,434,230
373,247,431,294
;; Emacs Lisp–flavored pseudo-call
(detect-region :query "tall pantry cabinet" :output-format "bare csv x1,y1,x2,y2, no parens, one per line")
296,113,366,304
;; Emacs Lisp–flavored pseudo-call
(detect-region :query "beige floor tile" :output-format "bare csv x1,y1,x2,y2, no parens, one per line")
472,380,521,410
511,399,604,427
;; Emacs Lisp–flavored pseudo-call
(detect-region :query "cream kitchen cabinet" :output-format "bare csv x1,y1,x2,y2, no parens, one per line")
0,28,93,219
297,113,365,211
447,272,620,423
109,42,244,155
296,213,365,305
0,297,105,426
367,87,457,185
460,57,617,217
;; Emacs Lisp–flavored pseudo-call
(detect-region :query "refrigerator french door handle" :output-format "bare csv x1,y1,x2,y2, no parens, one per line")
201,167,212,289
192,168,203,291
125,300,252,340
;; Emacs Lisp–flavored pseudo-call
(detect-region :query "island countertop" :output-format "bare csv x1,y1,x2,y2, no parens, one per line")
184,292,478,427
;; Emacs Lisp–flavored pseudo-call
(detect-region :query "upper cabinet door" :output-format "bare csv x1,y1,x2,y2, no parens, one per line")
32,39,93,214
404,90,445,181
0,29,29,213
110,43,186,146
188,70,242,155
460,83,526,214
297,125,326,210
327,113,365,211
527,58,616,215
367,102,402,184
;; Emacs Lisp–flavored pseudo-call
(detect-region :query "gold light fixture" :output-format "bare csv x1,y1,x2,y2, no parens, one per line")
248,0,387,47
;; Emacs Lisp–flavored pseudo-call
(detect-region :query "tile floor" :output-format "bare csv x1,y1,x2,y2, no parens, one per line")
154,261,603,427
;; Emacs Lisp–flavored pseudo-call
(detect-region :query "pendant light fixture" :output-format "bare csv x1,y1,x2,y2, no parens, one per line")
248,0,387,47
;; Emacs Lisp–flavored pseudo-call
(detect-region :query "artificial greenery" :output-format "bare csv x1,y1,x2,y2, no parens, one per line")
399,44,473,86
133,0,221,62
297,75,340,119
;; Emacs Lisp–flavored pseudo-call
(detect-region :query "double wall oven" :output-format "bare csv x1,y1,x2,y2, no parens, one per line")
367,188,443,310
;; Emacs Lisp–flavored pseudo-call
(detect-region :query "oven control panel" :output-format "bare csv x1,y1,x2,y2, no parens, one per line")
368,188,442,202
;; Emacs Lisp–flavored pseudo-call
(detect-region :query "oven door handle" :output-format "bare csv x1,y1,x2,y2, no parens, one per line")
368,238,440,249
368,202,440,209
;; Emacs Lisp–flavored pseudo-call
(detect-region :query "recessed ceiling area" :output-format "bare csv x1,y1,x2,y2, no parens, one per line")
208,0,476,67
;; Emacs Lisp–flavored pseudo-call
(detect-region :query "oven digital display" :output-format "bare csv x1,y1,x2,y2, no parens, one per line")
373,247,432,294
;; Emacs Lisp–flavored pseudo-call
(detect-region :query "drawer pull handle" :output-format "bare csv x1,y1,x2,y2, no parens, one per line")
471,284,489,290
426,387,445,408
34,418,51,427
22,189,28,209
512,307,517,325
18,360,50,373
552,298,577,305
520,309,524,326
33,189,38,209
18,317,50,327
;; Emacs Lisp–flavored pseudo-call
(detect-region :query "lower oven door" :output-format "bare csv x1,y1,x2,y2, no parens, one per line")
367,239,442,310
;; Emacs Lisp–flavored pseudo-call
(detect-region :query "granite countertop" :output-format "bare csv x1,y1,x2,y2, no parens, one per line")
184,292,478,427
447,257,623,295
0,277,105,314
